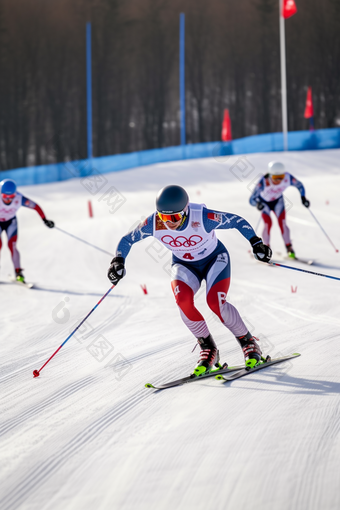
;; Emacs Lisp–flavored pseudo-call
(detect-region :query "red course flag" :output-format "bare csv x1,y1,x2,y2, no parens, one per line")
304,87,314,119
282,0,297,19
221,109,232,142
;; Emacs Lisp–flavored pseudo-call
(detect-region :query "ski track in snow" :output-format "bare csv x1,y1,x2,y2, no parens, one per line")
1,149,340,510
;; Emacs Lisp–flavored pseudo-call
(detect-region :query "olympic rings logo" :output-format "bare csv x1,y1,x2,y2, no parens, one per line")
161,235,203,247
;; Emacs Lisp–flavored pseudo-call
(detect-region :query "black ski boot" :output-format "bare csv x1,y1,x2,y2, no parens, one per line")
193,334,220,376
286,243,296,259
236,331,262,369
15,268,26,284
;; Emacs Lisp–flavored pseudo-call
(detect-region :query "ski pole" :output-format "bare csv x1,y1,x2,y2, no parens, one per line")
33,285,115,378
308,209,339,253
55,226,113,257
269,261,340,282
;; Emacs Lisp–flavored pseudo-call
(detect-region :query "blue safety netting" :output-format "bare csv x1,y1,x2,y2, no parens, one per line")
1,127,339,186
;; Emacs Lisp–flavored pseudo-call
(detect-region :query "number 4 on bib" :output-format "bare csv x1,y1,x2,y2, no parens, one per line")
183,253,194,260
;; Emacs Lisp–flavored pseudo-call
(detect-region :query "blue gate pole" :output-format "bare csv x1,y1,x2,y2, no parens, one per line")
179,13,186,146
86,22,93,159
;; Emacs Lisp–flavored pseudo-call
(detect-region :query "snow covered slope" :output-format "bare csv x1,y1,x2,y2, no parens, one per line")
1,149,340,510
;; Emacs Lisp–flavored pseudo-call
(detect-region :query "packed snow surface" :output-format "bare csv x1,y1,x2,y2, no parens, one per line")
1,149,340,510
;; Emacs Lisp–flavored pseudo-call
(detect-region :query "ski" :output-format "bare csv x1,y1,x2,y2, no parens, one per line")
215,353,301,382
272,253,313,265
285,257,313,265
9,278,34,289
145,363,247,390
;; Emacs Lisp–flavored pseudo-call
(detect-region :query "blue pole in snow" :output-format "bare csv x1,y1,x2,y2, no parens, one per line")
179,13,186,146
86,22,93,159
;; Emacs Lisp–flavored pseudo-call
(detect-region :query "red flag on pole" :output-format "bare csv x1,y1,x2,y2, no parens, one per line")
221,109,232,142
282,0,297,19
304,87,314,118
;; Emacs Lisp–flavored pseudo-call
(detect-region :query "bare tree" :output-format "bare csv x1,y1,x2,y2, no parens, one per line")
0,0,339,170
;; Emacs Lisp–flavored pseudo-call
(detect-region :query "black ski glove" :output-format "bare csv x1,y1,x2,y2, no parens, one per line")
256,199,265,211
108,256,126,285
43,218,55,228
301,196,310,208
250,236,272,263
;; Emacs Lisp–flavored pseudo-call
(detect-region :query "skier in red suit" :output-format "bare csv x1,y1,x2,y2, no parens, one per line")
250,161,310,258
107,185,272,375
0,179,55,283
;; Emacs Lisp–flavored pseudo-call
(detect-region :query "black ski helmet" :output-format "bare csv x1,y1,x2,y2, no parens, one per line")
156,185,189,214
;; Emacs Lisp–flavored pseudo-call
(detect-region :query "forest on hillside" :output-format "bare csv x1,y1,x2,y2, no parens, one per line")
0,0,339,170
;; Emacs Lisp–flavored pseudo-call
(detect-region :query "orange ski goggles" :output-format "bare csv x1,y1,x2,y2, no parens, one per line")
271,174,285,182
157,211,185,223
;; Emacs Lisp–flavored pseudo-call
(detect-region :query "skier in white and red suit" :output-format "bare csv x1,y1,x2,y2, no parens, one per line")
249,161,310,259
0,179,55,283
108,185,272,375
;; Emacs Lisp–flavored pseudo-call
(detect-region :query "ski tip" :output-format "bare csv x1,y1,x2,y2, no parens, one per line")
145,383,155,389
11,279,34,288
292,353,301,357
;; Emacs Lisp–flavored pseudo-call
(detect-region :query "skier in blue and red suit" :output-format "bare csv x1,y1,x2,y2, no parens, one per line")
249,161,310,258
0,179,55,283
107,185,272,375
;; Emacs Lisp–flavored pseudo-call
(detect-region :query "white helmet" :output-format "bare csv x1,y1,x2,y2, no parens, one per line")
268,161,285,176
